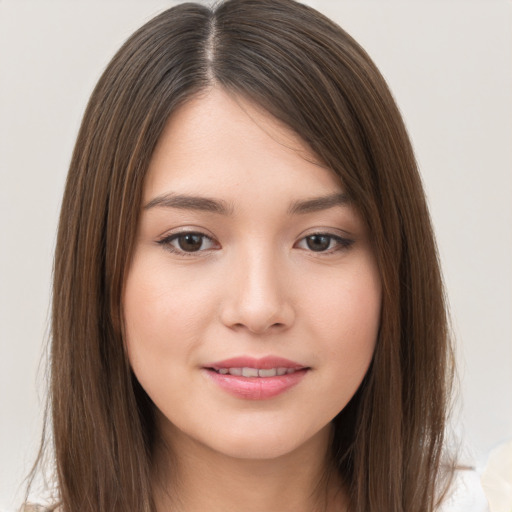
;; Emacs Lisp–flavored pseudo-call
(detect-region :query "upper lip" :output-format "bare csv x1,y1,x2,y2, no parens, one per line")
204,356,307,371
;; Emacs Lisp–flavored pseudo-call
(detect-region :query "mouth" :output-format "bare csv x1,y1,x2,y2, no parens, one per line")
202,356,310,400
208,367,302,377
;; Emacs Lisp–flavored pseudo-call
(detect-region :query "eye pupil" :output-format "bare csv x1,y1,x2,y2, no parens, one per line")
178,234,203,252
306,235,331,251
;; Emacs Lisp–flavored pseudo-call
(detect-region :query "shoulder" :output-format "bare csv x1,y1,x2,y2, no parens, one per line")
17,505,60,512
438,468,490,512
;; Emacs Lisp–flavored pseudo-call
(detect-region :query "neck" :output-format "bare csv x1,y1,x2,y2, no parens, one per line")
152,421,347,512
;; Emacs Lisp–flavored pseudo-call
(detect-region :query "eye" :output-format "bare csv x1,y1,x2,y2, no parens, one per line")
158,231,219,254
295,233,354,253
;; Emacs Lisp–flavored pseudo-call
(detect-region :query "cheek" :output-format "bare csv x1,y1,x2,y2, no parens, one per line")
302,256,381,403
307,257,381,342
121,256,217,384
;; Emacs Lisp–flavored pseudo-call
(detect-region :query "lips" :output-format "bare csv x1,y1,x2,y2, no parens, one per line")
213,367,298,377
202,356,309,400
205,355,306,371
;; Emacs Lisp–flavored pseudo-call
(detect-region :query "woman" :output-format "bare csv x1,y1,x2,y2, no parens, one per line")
25,0,456,510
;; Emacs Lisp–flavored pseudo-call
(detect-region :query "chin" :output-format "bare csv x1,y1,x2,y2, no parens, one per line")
215,437,297,460
199,421,332,462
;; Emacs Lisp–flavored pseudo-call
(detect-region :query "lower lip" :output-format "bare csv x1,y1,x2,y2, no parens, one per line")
203,368,309,400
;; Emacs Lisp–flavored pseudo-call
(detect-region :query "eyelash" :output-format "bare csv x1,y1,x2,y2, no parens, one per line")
157,231,355,257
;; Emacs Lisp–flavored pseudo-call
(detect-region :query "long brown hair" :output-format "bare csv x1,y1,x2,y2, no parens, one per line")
30,1,454,510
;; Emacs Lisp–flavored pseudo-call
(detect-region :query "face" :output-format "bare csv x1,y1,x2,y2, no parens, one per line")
123,88,381,461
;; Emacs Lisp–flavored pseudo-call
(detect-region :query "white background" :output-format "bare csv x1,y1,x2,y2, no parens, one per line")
1,1,511,509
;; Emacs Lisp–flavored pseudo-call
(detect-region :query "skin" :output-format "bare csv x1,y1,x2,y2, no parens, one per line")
123,87,382,512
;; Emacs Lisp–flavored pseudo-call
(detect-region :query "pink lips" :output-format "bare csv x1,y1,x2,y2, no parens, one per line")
202,356,309,400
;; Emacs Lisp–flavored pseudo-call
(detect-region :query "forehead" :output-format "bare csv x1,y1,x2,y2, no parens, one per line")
143,87,343,203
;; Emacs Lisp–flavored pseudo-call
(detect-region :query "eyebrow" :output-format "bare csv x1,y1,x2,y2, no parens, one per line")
144,193,234,215
287,192,351,214
143,191,350,215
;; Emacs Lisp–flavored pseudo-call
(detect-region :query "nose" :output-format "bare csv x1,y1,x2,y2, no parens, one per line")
219,248,295,335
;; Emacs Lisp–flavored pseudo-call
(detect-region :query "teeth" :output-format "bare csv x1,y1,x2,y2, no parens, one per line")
215,367,298,377
258,368,277,377
241,367,259,377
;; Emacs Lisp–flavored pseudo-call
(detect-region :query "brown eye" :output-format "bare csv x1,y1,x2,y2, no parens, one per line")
158,231,218,255
305,234,332,252
177,233,204,252
295,233,355,254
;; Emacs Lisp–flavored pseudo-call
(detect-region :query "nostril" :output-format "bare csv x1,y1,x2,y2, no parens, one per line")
219,291,295,334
